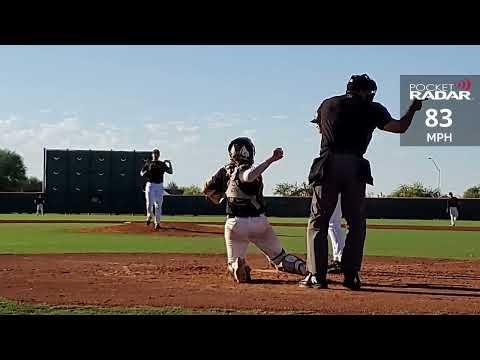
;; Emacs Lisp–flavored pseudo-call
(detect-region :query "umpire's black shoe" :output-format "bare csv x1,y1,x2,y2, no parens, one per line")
327,260,343,274
154,224,160,231
343,272,361,291
146,216,152,226
299,273,328,289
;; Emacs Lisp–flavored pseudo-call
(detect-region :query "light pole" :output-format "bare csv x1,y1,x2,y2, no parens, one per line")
427,156,441,196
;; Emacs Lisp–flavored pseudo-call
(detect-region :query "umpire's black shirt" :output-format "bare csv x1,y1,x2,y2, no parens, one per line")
318,94,392,156
309,94,393,185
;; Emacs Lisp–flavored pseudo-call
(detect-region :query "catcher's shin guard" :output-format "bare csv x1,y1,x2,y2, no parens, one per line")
270,249,307,276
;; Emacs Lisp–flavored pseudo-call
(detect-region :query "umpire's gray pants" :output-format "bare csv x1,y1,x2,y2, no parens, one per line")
306,153,366,278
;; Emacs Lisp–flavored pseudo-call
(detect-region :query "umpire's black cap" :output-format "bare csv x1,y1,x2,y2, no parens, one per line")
347,74,377,98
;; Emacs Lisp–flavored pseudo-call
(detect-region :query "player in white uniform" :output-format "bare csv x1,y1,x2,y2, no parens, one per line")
140,149,173,231
447,192,459,227
327,195,346,273
203,137,307,283
310,119,346,274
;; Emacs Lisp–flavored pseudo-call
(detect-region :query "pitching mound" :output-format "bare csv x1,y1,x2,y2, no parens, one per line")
2,253,480,314
77,222,480,237
78,222,224,237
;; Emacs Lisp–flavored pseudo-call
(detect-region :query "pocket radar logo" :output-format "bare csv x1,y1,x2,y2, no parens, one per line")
409,79,472,100
401,75,480,147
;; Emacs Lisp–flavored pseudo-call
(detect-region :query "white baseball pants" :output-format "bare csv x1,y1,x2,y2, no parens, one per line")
224,215,283,265
449,206,459,225
145,182,164,225
36,204,44,216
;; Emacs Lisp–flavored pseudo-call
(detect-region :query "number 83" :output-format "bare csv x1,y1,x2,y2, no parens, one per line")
425,108,453,128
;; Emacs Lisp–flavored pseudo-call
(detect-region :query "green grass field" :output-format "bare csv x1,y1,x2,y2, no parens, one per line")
1,213,479,227
0,216,479,259
0,299,259,315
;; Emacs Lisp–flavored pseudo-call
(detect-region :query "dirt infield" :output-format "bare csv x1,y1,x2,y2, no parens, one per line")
1,253,480,314
76,222,480,237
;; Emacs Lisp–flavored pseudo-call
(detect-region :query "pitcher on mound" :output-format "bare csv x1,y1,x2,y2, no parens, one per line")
140,149,173,231
203,137,307,283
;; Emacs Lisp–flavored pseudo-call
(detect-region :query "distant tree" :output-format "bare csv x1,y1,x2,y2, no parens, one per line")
21,177,42,192
464,185,480,198
273,182,296,196
273,182,312,197
297,182,313,197
181,185,203,196
166,181,179,190
165,181,184,195
166,182,203,195
0,149,27,191
390,182,440,198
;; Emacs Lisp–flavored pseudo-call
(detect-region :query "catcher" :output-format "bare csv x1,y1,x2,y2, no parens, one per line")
203,137,307,283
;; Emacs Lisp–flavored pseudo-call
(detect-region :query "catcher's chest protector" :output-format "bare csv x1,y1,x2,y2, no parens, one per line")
225,165,265,212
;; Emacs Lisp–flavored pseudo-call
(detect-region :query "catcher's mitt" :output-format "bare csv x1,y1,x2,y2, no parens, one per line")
203,167,228,205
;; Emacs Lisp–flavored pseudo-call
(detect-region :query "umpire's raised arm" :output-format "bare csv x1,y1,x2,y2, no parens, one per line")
382,99,424,134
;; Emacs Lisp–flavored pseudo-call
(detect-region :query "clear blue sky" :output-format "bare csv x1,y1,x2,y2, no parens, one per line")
0,45,478,196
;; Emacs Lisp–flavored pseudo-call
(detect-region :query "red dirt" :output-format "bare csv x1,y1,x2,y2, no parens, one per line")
1,253,480,314
76,222,480,237
77,222,224,237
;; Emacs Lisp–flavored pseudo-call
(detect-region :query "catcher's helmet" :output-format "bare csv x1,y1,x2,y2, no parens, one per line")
346,74,377,101
228,137,255,165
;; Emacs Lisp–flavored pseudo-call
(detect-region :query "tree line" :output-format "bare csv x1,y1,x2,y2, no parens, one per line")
165,182,203,195
0,149,42,192
273,181,480,198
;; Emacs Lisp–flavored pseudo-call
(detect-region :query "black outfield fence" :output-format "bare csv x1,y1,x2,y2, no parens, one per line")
0,192,42,213
0,192,479,220
32,148,480,219
44,148,152,215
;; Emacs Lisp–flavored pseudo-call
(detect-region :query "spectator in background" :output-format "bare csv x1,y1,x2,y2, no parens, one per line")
34,193,45,216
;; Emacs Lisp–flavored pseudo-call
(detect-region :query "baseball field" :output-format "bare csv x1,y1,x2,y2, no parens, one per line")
1,214,480,315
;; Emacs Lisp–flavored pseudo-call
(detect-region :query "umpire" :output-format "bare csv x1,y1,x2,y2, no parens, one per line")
300,74,423,290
